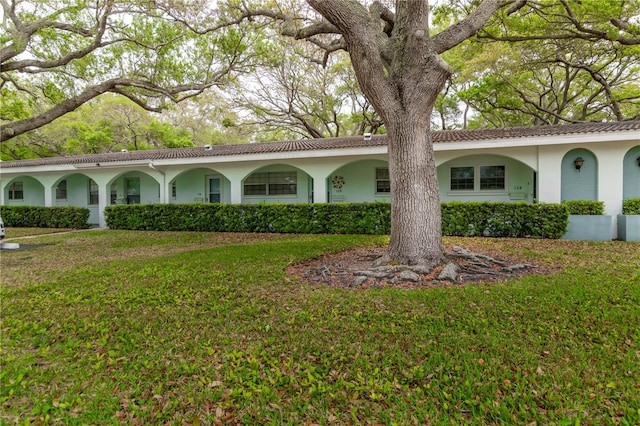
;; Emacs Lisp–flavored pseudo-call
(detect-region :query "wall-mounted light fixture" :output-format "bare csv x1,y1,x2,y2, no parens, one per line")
574,157,584,171
637,156,640,167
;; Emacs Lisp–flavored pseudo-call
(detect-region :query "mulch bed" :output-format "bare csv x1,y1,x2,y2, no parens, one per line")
286,245,558,289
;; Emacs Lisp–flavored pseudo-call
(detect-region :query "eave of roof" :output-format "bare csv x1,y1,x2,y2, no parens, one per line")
2,120,639,169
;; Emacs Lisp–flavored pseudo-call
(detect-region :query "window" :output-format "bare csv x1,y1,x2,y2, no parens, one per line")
376,168,390,193
125,178,140,204
244,172,268,195
450,167,475,190
110,183,117,204
208,178,221,203
171,181,177,199
88,179,99,205
56,180,67,200
8,181,24,200
244,171,297,196
480,165,505,190
450,165,506,191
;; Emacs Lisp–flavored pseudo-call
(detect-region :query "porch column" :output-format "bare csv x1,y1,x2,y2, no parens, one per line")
311,174,327,203
597,149,625,240
98,181,109,228
230,179,242,204
148,164,167,204
537,147,562,203
597,151,624,217
44,184,53,207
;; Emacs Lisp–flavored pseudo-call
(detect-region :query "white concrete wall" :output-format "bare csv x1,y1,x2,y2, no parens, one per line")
329,159,390,203
437,154,535,203
2,133,638,234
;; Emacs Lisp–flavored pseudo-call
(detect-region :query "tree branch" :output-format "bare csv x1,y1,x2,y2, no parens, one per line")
0,77,220,141
432,0,509,54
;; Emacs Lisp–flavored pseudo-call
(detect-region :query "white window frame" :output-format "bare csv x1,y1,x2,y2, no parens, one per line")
88,179,99,205
375,168,391,194
450,166,475,191
449,165,507,193
56,180,67,200
244,171,297,197
479,165,506,191
8,181,24,200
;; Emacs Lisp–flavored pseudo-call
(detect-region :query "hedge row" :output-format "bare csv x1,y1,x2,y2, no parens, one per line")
105,203,391,235
441,202,568,238
0,206,91,229
105,202,569,239
562,200,605,215
622,198,640,215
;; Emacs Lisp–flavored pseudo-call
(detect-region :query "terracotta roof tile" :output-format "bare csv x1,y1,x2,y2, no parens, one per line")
2,121,638,169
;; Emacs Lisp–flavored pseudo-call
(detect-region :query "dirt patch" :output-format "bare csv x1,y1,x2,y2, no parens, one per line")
287,245,558,289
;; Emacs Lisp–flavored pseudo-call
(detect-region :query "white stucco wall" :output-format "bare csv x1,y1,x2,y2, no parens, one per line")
329,159,391,203
437,154,534,203
1,128,638,233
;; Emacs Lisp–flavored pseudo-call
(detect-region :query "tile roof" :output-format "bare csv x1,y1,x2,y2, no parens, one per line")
2,120,639,169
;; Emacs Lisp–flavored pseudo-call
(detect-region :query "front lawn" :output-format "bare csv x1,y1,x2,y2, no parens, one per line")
1,230,638,424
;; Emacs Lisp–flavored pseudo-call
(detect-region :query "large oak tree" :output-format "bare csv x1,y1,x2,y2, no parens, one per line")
0,0,261,141
235,0,639,267
238,0,512,267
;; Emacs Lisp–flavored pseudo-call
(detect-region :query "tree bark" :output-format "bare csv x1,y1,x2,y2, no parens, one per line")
386,112,444,266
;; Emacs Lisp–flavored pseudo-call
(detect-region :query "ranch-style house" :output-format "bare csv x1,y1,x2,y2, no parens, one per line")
1,121,639,239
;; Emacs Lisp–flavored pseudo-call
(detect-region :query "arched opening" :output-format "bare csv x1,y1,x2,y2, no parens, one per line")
3,176,45,206
51,173,94,207
437,154,535,202
241,164,312,204
561,149,597,201
107,171,161,205
327,159,390,203
170,168,232,204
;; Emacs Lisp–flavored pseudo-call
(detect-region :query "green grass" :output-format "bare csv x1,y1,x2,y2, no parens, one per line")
1,230,639,425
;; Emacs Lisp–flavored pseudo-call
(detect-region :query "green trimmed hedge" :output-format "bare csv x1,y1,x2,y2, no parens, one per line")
105,203,391,235
622,198,640,215
105,202,569,239
0,206,91,228
441,202,568,238
562,200,605,215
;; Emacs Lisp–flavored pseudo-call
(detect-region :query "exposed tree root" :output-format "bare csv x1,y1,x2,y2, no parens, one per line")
287,245,546,289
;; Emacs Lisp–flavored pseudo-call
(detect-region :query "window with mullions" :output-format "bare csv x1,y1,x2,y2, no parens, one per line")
244,171,297,196
8,181,24,200
450,167,474,190
375,168,390,193
56,180,67,200
88,179,99,205
480,165,505,190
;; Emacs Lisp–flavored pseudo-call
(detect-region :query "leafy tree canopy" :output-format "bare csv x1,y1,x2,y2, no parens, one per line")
0,0,266,141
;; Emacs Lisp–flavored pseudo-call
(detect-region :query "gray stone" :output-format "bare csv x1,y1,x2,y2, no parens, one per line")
408,265,432,274
438,262,460,282
399,270,421,282
371,265,401,273
372,256,389,267
351,276,368,287
355,270,393,279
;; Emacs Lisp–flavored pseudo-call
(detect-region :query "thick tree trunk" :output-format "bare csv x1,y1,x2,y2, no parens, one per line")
301,0,507,268
386,116,444,266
